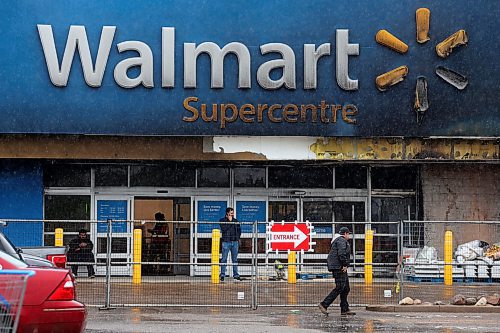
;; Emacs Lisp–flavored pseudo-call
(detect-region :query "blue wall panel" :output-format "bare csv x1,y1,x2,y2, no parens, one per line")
0,162,44,246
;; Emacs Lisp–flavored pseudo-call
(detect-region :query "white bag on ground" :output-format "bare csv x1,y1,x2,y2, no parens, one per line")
416,246,437,262
455,240,489,263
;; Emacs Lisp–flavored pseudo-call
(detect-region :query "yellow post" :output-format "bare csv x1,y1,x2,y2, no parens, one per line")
288,251,296,284
132,228,142,284
365,229,373,284
211,229,221,284
444,230,453,286
55,228,63,246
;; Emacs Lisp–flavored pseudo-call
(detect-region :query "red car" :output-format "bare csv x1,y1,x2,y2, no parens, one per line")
0,250,86,333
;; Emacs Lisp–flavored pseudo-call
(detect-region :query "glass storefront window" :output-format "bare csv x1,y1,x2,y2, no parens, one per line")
268,166,333,188
335,165,367,189
44,234,77,247
95,165,128,187
314,239,332,254
234,167,266,187
130,164,195,187
371,197,416,234
355,239,365,252
197,238,212,253
97,237,128,254
197,167,230,187
44,195,91,233
333,201,365,234
302,201,333,233
239,238,265,253
371,166,417,190
43,164,90,187
268,201,297,222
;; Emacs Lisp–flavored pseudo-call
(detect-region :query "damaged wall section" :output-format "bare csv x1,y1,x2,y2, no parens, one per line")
422,164,500,250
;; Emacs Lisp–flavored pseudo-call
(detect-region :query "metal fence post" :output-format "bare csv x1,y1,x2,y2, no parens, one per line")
251,220,258,310
100,219,114,310
398,220,404,303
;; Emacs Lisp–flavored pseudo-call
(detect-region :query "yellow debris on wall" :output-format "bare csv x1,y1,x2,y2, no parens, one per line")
310,138,498,161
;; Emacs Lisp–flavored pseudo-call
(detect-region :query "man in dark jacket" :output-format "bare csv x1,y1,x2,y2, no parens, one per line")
318,227,355,315
68,229,95,278
219,207,241,281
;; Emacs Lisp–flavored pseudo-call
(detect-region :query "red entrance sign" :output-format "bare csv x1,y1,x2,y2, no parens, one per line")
267,222,313,252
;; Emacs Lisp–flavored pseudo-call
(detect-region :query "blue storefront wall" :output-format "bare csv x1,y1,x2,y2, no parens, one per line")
0,161,44,246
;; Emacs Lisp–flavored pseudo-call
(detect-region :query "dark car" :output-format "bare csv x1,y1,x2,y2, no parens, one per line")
0,231,53,267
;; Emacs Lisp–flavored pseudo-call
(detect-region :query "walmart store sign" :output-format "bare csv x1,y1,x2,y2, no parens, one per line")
0,0,498,137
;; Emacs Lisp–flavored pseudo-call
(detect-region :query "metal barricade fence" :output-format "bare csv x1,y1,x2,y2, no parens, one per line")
399,220,500,304
1,219,401,308
0,270,34,333
4,219,498,308
70,220,401,308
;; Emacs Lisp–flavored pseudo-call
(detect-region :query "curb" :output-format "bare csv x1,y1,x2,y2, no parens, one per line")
366,305,500,313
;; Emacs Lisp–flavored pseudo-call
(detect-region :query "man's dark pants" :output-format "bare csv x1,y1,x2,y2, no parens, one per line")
71,264,95,277
321,269,350,312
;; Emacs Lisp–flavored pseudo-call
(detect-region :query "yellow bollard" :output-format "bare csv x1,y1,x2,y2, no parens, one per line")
55,228,63,246
133,228,142,284
365,229,373,284
444,230,453,286
211,229,221,284
288,251,296,284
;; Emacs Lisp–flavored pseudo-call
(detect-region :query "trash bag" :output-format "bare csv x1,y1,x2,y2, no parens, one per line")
416,246,437,262
455,240,489,263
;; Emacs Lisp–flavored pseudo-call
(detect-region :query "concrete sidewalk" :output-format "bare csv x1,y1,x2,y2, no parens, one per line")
366,304,500,313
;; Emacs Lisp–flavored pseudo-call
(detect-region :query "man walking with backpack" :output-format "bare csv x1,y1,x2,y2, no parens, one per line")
318,227,356,315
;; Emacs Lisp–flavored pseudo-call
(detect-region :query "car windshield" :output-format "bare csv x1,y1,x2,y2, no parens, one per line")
0,249,28,268
0,232,18,254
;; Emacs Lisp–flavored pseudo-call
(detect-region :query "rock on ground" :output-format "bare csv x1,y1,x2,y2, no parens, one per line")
486,295,499,306
475,297,487,306
451,294,466,305
399,297,414,305
466,297,477,305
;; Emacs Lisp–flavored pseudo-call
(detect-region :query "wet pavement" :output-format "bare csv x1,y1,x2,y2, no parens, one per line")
75,276,500,308
85,307,500,333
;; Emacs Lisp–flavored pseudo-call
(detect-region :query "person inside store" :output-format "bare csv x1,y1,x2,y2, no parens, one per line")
318,227,356,316
147,211,171,274
149,211,168,236
68,229,95,278
219,207,241,281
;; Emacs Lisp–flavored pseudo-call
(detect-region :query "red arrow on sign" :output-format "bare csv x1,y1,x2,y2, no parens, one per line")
268,222,311,252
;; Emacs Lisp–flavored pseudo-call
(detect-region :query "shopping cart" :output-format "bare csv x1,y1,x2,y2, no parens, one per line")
0,270,35,333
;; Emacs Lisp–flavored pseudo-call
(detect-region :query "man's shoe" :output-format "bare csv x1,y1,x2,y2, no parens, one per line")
318,303,328,315
89,275,95,279
340,310,356,316
234,276,241,281
220,276,224,282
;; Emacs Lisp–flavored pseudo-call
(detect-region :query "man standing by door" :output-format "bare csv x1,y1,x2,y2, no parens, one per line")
219,207,241,281
318,227,355,315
